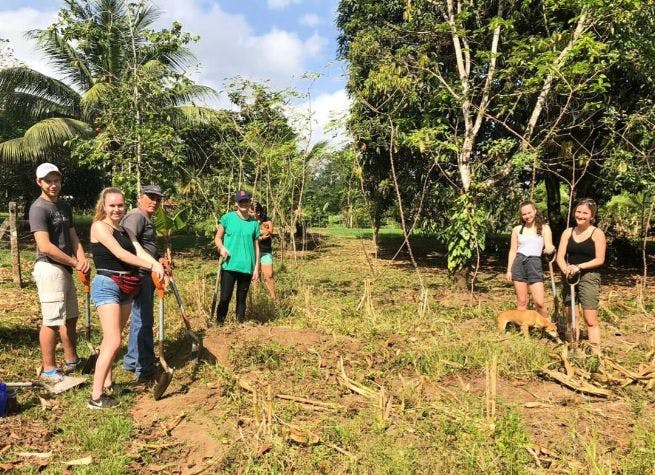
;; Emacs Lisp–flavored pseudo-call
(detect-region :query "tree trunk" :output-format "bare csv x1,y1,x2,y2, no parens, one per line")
545,173,565,242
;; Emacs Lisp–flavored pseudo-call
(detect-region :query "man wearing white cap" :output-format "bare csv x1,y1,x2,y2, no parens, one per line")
29,163,90,383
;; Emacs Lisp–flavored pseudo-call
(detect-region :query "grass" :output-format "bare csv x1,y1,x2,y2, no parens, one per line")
2,227,655,473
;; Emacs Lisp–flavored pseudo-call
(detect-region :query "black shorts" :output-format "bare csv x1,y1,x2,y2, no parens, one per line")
511,254,543,284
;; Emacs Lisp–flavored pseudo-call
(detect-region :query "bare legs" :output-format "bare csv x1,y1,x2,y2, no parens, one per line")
260,263,276,300
91,303,131,400
512,281,547,318
564,306,601,353
39,318,79,371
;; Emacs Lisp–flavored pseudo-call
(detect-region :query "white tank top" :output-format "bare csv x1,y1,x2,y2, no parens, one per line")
517,228,544,257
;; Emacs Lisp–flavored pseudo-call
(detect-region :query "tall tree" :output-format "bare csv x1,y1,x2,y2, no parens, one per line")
0,0,213,192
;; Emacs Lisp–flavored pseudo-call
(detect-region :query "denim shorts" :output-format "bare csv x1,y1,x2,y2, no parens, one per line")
260,252,273,265
511,253,544,284
91,275,134,308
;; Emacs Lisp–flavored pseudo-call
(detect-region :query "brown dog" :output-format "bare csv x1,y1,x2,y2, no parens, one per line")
497,309,558,338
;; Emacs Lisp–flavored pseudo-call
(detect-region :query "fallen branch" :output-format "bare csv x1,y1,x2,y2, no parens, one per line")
539,368,612,397
276,394,343,411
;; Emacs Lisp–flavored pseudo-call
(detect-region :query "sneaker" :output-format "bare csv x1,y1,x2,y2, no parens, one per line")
87,395,120,410
63,358,85,374
40,368,65,384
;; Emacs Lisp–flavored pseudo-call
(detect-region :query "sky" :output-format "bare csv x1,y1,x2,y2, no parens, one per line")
0,0,350,147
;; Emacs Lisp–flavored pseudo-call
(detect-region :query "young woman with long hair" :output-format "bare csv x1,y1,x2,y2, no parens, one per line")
506,201,556,318
88,187,164,409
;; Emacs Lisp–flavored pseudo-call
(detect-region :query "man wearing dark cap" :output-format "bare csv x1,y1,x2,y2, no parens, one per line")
121,185,169,382
214,189,260,323
29,163,90,383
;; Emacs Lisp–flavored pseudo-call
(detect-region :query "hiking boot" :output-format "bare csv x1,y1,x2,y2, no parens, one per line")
63,358,85,374
87,395,120,410
40,368,65,384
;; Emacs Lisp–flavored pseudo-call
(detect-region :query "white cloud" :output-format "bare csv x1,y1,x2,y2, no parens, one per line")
1,1,347,146
299,13,321,27
153,1,325,94
0,8,59,77
267,0,303,10
289,88,351,149
304,32,328,57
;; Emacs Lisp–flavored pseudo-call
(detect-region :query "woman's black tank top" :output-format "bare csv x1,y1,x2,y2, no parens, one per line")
91,225,137,272
566,228,596,265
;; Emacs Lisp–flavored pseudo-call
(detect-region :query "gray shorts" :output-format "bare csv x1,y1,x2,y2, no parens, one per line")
563,271,601,310
511,254,544,284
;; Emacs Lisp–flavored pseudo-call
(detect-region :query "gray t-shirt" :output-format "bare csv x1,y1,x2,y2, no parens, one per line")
29,197,74,269
121,208,158,258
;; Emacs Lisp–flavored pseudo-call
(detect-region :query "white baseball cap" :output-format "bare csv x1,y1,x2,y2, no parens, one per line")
36,163,61,179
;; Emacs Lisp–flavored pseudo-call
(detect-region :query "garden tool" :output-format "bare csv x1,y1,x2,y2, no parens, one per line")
210,255,224,326
169,277,202,363
5,376,86,395
566,272,581,344
77,270,98,374
152,272,174,400
547,254,565,341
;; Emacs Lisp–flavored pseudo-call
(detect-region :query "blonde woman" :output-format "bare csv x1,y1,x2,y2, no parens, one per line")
506,201,556,318
88,188,164,409
556,198,606,353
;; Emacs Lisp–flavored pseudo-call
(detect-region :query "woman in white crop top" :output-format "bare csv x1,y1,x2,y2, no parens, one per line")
506,201,556,319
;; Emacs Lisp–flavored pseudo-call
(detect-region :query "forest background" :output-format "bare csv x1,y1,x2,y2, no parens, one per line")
1,0,654,282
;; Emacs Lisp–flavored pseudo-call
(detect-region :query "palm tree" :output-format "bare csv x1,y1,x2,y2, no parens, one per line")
0,0,214,163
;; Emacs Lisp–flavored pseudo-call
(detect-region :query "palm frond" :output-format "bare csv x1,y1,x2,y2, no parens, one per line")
80,82,116,120
30,28,95,90
0,67,81,119
0,117,92,162
168,106,224,128
169,84,218,106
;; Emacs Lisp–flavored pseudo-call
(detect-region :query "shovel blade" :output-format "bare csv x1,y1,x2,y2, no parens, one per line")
48,375,87,394
152,370,174,401
81,352,98,374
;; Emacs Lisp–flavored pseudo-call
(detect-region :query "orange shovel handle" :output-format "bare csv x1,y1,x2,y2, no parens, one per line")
152,271,166,299
76,270,91,293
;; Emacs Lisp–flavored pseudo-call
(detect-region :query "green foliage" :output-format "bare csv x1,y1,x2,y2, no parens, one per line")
442,194,488,274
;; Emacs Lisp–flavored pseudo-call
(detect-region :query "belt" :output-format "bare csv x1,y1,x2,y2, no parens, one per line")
97,269,134,277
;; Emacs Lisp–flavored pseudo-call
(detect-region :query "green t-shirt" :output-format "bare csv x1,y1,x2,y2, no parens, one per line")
220,211,260,274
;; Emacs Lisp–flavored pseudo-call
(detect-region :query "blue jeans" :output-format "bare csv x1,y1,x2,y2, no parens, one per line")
123,274,155,378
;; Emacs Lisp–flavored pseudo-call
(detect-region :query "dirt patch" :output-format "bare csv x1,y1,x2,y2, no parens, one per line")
131,387,228,473
130,325,360,472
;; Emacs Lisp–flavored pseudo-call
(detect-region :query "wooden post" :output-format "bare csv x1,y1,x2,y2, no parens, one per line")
9,201,22,288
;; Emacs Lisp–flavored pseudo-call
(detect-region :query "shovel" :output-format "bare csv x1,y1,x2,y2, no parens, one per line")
210,256,224,326
77,270,98,374
6,376,86,395
566,272,581,345
169,278,202,363
152,272,174,400
547,254,565,340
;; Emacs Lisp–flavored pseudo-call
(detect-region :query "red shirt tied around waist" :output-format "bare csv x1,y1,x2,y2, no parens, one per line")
556,198,607,355
87,187,164,410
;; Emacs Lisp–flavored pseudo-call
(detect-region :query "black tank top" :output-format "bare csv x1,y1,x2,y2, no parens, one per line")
566,228,596,265
91,225,137,273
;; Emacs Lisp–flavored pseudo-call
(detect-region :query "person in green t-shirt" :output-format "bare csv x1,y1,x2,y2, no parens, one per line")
214,190,260,323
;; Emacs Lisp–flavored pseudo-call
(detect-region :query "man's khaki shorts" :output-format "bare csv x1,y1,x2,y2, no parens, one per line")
563,271,601,310
33,261,79,326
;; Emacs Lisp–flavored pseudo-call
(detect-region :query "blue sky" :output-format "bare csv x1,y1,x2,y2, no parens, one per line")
1,0,349,146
